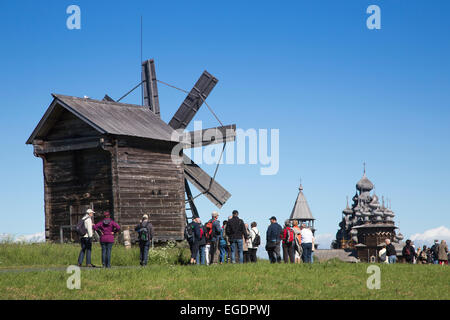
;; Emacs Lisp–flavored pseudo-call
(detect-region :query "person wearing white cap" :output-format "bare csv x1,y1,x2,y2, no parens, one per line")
206,211,221,264
77,208,95,267
135,214,154,266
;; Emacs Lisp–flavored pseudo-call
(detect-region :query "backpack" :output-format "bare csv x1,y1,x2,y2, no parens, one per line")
252,229,261,247
184,222,194,241
205,220,214,241
76,217,87,237
404,246,411,256
138,221,150,242
198,224,206,240
283,227,294,244
432,244,439,257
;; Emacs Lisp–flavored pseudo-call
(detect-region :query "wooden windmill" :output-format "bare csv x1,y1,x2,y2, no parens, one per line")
26,58,236,242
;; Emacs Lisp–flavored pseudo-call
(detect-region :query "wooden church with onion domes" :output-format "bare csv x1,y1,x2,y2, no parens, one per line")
332,165,404,262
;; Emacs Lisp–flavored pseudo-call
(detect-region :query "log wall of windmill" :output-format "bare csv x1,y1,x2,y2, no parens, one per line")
41,112,113,241
114,138,186,241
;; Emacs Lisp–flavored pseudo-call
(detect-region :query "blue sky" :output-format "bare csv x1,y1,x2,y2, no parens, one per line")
0,0,449,247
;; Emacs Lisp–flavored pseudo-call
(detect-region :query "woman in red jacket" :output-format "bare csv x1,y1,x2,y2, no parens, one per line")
93,211,121,268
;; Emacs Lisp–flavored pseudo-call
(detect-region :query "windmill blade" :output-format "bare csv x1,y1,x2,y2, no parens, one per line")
181,124,236,149
168,71,218,130
141,59,160,117
183,154,231,208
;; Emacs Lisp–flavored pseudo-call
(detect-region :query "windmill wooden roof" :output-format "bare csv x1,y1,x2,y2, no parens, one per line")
289,185,315,221
26,94,179,144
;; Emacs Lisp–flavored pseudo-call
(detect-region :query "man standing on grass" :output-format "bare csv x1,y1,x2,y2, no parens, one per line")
300,224,313,263
206,211,221,265
385,238,397,264
226,210,247,264
266,216,282,263
77,208,95,268
135,214,154,266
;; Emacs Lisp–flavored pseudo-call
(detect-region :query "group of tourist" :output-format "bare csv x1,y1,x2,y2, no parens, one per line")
76,209,155,268
378,238,449,265
399,239,448,265
185,210,259,265
76,208,448,268
185,210,316,265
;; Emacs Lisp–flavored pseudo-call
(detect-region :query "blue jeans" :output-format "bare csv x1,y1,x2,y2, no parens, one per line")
139,240,151,266
230,239,243,263
78,237,92,266
101,242,113,268
197,245,206,265
301,243,312,263
388,255,397,264
219,243,227,263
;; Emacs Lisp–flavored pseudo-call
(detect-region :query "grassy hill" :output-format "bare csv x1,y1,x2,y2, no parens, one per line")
0,243,448,300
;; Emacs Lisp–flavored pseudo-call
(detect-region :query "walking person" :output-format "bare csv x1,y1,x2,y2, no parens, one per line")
437,240,448,265
248,222,260,263
93,211,121,268
282,220,295,263
77,208,95,268
385,238,397,264
206,211,221,265
300,224,313,263
292,220,302,263
135,214,154,266
402,239,416,264
266,216,282,263
226,210,247,264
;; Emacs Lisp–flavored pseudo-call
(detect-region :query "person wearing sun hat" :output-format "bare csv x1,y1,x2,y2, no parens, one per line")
77,208,95,267
93,211,121,268
135,214,154,266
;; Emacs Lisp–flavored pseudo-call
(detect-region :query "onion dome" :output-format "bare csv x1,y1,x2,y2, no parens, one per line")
359,191,372,202
342,196,353,215
384,208,394,217
373,208,383,216
372,193,379,203
356,172,374,192
362,209,371,217
396,233,404,241
369,193,380,209
343,208,353,215
352,192,359,203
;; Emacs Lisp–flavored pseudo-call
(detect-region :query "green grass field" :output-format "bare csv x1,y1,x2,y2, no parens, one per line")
0,243,448,300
